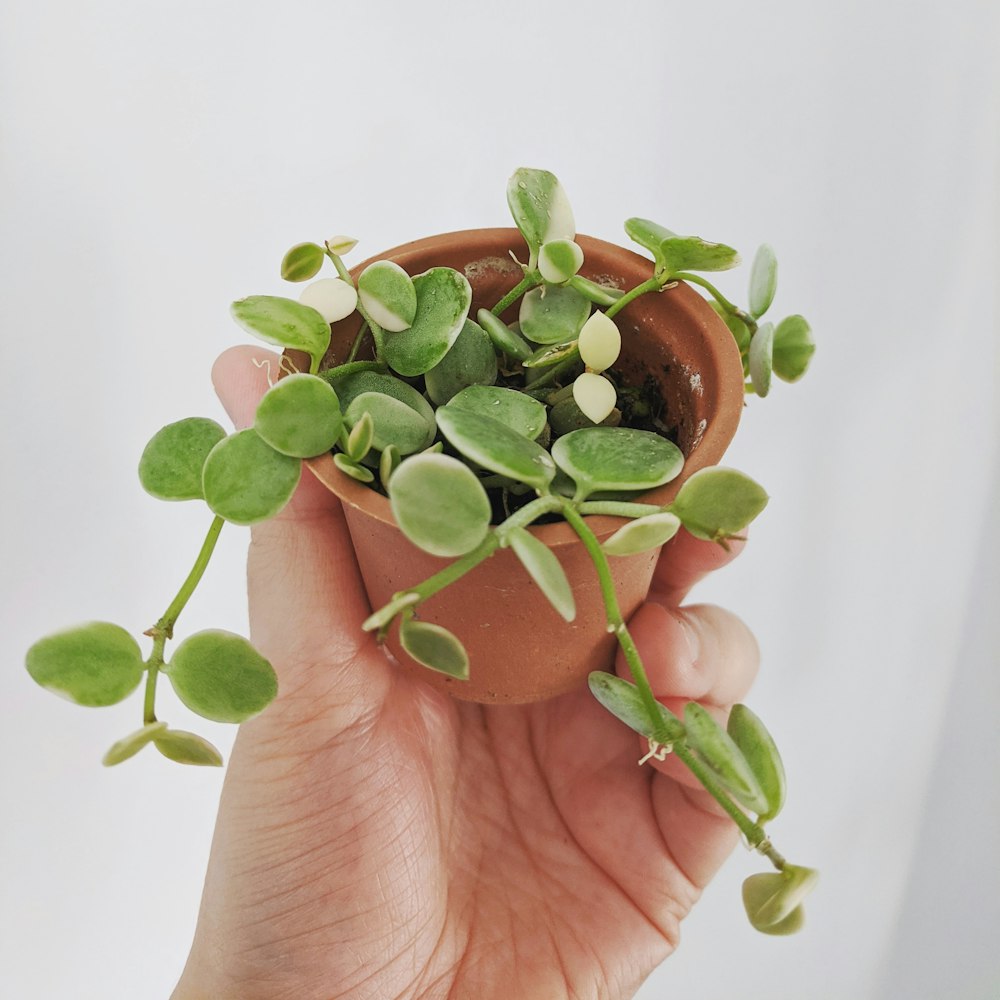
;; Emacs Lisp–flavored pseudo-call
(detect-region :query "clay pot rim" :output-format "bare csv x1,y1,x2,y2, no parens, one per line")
303,227,744,548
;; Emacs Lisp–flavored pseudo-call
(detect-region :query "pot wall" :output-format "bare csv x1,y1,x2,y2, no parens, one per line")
300,229,744,703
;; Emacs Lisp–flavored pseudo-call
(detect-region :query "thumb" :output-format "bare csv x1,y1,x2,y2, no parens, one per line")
211,346,385,711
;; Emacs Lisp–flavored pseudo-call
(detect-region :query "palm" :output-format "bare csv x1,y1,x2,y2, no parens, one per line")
174,348,756,1000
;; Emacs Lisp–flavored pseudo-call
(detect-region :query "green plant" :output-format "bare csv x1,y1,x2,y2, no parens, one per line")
25,168,817,934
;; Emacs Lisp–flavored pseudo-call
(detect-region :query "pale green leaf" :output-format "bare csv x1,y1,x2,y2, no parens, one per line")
424,319,498,405
202,429,301,525
624,218,675,270
358,259,417,332
165,629,278,723
26,622,144,707
748,321,775,397
518,284,591,345
568,274,624,307
345,392,431,456
399,618,469,679
668,467,768,543
538,239,584,284
230,295,331,373
748,244,778,318
551,426,684,501
153,729,223,767
327,370,436,450
728,704,787,822
661,235,740,273
103,722,168,766
138,418,227,501
506,167,576,254
435,407,556,492
742,866,818,933
684,702,769,814
254,374,343,458
280,242,325,282
445,385,547,441
380,267,471,376
772,315,815,382
506,526,575,622
476,308,533,361
602,511,681,556
389,453,492,557
588,672,684,743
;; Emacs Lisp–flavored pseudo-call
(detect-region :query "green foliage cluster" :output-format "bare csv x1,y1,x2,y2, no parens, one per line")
25,168,816,932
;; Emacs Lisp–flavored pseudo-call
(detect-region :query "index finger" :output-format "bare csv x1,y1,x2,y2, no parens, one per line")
648,527,746,607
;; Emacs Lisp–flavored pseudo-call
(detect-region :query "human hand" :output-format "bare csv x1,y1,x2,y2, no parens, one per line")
172,345,759,1000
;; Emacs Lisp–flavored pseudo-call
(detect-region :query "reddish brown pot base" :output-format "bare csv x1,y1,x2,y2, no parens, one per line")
297,229,744,704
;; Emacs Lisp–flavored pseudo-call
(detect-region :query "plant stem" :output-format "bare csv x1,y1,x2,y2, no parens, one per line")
319,360,387,383
671,271,758,334
559,503,673,744
141,515,225,724
345,320,369,363
672,741,786,870
578,500,662,518
491,270,541,316
605,277,661,320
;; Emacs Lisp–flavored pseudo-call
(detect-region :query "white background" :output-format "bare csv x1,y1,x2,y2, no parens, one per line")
2,1,998,998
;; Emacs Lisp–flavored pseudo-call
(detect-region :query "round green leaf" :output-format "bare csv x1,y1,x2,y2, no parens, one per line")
202,429,301,525
476,308,533,361
254,373,343,458
727,704,787,822
742,866,818,933
506,167,576,254
602,511,681,556
399,617,469,679
748,243,778,318
380,267,472,376
748,321,775,397
153,729,223,767
357,259,417,332
103,721,168,766
26,622,145,707
280,242,325,283
165,629,278,723
538,239,584,284
345,392,431,456
138,417,227,501
230,295,332,373
551,426,684,501
661,235,740,274
446,385,547,441
668,467,768,543
683,702,769,814
506,526,575,622
772,314,815,382
389,453,492,557
435,407,556,492
518,284,591,345
328,370,436,450
424,319,498,405
588,672,684,743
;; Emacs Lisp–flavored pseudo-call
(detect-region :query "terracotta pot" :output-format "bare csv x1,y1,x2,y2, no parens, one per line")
296,229,744,703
